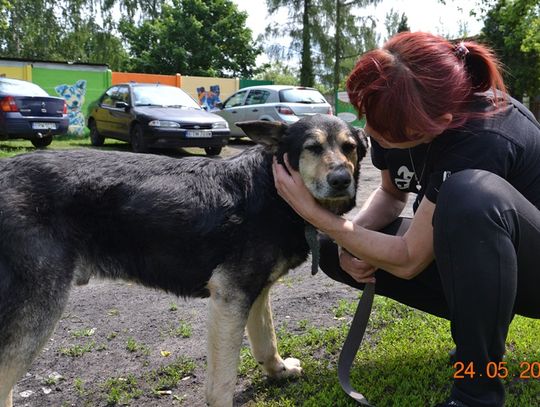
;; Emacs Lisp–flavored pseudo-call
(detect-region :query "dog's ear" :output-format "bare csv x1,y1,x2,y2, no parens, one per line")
236,121,288,153
55,84,68,95
75,80,87,90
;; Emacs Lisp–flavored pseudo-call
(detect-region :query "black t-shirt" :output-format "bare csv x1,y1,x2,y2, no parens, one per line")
371,93,540,212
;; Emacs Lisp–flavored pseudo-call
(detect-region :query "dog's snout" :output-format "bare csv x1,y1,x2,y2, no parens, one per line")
327,168,352,191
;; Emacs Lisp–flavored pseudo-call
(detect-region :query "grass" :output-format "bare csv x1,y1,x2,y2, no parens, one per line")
1,138,538,405
236,296,540,407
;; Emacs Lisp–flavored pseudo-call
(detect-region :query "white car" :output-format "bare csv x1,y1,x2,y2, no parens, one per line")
214,85,333,137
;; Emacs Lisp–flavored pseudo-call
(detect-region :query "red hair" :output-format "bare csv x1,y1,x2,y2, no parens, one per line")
346,32,507,143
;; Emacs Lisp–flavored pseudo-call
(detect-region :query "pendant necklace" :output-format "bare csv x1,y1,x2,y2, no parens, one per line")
408,144,432,192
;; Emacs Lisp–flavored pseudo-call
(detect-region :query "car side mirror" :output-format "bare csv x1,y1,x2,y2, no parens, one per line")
215,102,223,109
115,101,129,111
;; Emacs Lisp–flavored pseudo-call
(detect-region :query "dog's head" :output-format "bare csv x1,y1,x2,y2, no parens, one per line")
55,80,87,111
237,114,368,215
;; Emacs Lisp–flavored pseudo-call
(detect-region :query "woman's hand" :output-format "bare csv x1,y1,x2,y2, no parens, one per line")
339,246,377,284
272,154,323,224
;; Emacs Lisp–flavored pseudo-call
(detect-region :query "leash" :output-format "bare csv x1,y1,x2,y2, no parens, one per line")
304,224,320,275
304,224,375,405
338,282,376,406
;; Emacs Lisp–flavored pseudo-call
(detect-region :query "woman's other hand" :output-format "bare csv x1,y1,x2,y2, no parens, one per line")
339,246,377,284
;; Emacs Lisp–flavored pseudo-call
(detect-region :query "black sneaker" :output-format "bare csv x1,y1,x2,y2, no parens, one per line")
434,398,469,407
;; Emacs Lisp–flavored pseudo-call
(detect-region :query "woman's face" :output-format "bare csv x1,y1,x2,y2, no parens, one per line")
364,123,435,149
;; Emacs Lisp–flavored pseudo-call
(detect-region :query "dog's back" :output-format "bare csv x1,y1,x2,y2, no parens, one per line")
0,148,308,294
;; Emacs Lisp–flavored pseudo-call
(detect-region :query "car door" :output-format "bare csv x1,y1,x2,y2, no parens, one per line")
217,90,248,137
107,85,132,141
93,86,118,136
243,89,272,121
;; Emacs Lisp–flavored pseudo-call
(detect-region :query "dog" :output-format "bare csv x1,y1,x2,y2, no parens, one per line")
0,114,367,407
55,79,87,136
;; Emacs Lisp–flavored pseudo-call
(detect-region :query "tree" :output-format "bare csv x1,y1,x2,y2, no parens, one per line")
323,0,380,94
120,0,262,77
480,0,540,99
385,9,406,39
0,0,140,67
254,61,300,85
265,0,316,86
0,0,62,59
264,0,380,92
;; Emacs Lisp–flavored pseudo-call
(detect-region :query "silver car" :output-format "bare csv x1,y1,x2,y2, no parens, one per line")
214,85,333,137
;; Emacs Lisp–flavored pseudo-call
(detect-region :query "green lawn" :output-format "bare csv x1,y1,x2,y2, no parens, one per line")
235,295,540,407
0,136,127,158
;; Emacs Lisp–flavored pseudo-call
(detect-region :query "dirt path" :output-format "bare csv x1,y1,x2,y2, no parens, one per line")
12,142,393,407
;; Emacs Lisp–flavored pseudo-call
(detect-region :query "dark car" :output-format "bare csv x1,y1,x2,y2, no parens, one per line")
0,77,68,147
87,83,230,155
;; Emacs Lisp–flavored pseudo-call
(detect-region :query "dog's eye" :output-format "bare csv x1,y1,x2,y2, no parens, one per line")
341,142,357,154
306,144,323,155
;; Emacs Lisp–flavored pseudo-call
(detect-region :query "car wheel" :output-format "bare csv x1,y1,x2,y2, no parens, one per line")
130,124,148,153
31,135,53,148
89,119,105,146
205,146,222,156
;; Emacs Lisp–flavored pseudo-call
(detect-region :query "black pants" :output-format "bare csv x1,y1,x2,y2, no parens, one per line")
319,170,540,407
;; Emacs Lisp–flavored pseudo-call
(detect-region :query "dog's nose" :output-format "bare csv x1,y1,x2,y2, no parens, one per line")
327,168,352,191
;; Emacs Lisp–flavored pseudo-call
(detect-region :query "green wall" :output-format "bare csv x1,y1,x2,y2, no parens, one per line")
32,63,110,136
335,90,365,128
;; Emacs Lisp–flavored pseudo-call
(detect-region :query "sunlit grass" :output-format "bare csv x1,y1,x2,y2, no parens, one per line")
239,296,540,407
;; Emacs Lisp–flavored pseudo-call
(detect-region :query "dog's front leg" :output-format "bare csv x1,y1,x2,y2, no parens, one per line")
206,274,250,407
0,390,12,407
246,285,302,379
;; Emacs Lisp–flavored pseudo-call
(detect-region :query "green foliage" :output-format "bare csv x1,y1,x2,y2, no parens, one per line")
255,61,300,85
120,0,262,77
480,0,540,98
384,9,410,40
0,0,136,69
0,0,260,75
265,0,380,92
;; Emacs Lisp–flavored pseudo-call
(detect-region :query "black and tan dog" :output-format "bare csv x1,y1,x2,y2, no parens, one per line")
0,114,367,407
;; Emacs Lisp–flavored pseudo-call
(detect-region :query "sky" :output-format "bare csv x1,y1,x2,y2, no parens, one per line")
232,0,484,63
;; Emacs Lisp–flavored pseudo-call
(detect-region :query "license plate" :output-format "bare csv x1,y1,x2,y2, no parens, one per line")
186,130,212,138
32,122,57,130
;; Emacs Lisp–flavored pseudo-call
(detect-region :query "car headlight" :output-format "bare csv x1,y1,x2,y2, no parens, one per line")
212,121,229,129
148,120,180,128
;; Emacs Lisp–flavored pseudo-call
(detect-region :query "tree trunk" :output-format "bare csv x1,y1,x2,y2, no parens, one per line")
300,0,314,87
333,0,342,95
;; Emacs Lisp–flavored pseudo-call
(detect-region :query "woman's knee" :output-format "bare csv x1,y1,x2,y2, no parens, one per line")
433,170,514,231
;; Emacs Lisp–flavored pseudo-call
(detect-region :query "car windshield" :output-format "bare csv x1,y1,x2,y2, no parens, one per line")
0,80,49,96
133,86,201,109
279,89,327,104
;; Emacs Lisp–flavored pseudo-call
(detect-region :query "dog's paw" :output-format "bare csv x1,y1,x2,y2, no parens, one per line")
267,357,302,379
282,357,302,377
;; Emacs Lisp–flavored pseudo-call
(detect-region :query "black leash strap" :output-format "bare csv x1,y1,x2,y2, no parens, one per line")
338,282,376,406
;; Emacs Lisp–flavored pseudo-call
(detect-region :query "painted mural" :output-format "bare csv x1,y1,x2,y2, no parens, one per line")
55,79,87,136
197,85,222,112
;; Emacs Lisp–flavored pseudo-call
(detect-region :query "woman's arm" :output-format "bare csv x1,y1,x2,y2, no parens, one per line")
339,170,409,282
273,157,435,280
351,169,408,230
